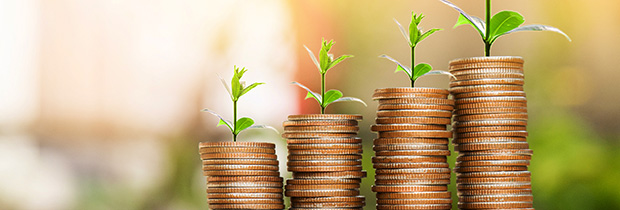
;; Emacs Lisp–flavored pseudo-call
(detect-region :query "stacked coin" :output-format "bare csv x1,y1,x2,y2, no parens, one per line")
449,56,535,210
283,114,366,210
199,142,285,210
371,87,454,210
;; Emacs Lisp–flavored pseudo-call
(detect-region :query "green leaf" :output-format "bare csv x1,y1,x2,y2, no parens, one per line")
489,11,525,43
202,108,233,133
292,81,322,104
327,55,353,71
418,28,442,43
394,18,412,47
303,45,322,73
323,90,343,106
234,117,254,134
413,63,433,81
440,0,485,37
239,82,264,97
319,40,334,73
379,55,412,78
454,14,486,37
217,74,233,100
409,13,421,46
504,24,572,42
333,97,367,107
231,68,243,101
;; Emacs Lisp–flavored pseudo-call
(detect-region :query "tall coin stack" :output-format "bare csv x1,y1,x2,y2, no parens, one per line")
199,142,285,210
371,88,454,210
283,114,366,210
449,56,534,210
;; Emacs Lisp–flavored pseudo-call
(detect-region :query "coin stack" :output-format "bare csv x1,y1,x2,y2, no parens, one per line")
283,114,366,210
199,142,285,210
449,56,534,210
371,87,454,210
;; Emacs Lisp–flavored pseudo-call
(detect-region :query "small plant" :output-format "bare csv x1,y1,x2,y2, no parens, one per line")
202,66,275,142
439,0,571,56
380,12,452,87
293,39,366,114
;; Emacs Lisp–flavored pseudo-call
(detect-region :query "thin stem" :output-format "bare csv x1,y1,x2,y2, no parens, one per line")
320,72,326,114
410,46,415,87
485,0,491,56
233,100,238,142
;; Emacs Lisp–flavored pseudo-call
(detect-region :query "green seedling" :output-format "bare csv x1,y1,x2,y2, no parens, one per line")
380,12,453,87
202,66,276,142
293,39,366,114
439,0,571,56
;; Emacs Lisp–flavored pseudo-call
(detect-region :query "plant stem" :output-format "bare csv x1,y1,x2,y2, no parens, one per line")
485,0,491,56
233,100,238,142
320,72,326,114
410,46,415,87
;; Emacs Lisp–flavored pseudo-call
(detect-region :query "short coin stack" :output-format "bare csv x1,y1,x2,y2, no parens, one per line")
283,114,366,210
449,56,534,210
199,142,285,210
371,87,454,210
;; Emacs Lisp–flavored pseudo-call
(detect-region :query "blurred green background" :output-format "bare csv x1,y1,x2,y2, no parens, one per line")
1,0,619,209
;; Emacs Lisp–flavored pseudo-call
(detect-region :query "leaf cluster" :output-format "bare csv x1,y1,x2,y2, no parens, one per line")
309,39,354,75
225,66,265,102
292,81,366,110
398,13,442,48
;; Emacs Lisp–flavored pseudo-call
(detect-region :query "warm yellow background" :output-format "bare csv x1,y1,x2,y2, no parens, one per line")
1,0,619,209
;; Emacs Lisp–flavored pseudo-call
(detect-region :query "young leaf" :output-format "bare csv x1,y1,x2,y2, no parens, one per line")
304,45,322,73
379,55,412,78
412,63,433,81
202,108,233,132
418,28,442,43
319,40,333,73
489,11,525,42
248,124,280,134
409,14,421,46
323,89,343,106
394,18,412,47
504,24,572,41
239,82,265,97
292,81,322,103
217,74,233,100
333,97,368,107
454,14,486,37
217,119,233,133
234,117,254,134
439,0,485,37
327,55,354,71
231,74,242,101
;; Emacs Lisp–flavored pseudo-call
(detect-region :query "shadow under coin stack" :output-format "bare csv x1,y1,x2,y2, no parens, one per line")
371,88,454,210
199,142,285,210
449,56,534,210
283,114,366,210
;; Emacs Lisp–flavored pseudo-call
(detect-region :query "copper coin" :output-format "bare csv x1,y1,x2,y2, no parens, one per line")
451,78,524,87
287,154,362,161
449,62,523,70
291,202,365,208
456,154,532,162
208,204,285,209
453,90,525,99
291,195,365,203
454,73,524,81
457,188,532,196
373,92,448,99
457,201,533,209
283,120,358,127
289,208,363,210
373,162,450,169
457,183,532,190
284,125,359,133
379,131,452,138
375,173,451,180
378,104,454,111
450,68,524,76
202,164,278,171
375,168,451,174
375,87,450,95
282,132,358,139
288,149,362,155
207,192,283,199
458,176,531,184
374,138,449,145
456,142,530,151
199,141,275,149
287,165,363,172
371,124,447,132
372,185,448,192
287,160,361,166
454,107,527,116
285,189,360,197
207,176,283,183
454,102,527,110
208,198,283,204
376,203,452,210
375,179,451,185
449,56,524,65
376,191,451,199
452,137,527,144
454,166,529,173
207,181,283,188
207,187,283,194
462,149,533,156
200,153,277,160
286,183,360,190
286,137,362,144
453,125,527,133
459,194,533,202
202,159,279,166
450,85,524,94
453,120,528,127
455,96,527,104
373,144,448,151
375,150,450,156
288,114,362,121
202,170,280,177
372,156,447,163
292,171,367,179
457,160,530,167
377,110,453,118
199,147,275,154
376,117,451,125
286,179,361,185
287,143,362,150
456,171,531,178
454,114,528,122
378,98,454,105
376,198,452,205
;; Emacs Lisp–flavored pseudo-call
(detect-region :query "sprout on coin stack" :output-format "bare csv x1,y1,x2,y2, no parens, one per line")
199,66,284,210
438,0,570,209
284,39,368,209
371,12,455,210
